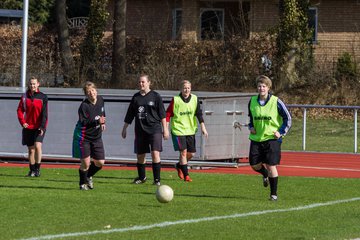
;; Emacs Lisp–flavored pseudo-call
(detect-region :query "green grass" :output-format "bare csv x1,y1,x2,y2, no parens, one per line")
282,118,360,153
1,167,360,240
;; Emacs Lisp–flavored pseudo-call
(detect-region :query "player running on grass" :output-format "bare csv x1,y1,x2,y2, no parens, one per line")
122,74,169,186
248,75,291,201
166,80,208,182
72,81,106,190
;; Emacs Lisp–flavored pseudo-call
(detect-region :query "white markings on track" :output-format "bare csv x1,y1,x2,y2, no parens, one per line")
20,197,360,240
280,165,360,172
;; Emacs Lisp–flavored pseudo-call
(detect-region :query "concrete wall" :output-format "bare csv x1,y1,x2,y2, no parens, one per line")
0,88,252,162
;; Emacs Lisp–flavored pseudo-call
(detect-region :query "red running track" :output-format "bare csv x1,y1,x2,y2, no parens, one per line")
204,152,360,178
1,152,359,178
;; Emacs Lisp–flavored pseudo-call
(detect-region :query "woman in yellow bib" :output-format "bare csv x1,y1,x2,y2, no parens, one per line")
166,80,208,182
248,75,292,201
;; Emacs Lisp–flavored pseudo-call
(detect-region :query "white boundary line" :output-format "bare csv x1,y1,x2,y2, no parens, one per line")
20,197,360,240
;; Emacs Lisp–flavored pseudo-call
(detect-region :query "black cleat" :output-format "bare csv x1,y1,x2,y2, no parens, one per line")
133,177,147,184
269,195,278,201
263,177,269,187
80,184,89,190
87,177,94,189
34,170,41,177
153,179,161,186
27,171,35,177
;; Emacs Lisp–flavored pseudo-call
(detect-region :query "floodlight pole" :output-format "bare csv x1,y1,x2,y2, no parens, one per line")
20,0,29,93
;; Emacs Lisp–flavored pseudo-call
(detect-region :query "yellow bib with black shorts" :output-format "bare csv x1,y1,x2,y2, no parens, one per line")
171,95,198,136
249,95,282,142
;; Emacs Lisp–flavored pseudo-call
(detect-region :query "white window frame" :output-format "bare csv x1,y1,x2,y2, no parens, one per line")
200,8,225,40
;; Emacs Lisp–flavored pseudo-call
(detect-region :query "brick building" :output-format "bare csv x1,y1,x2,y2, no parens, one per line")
108,0,360,65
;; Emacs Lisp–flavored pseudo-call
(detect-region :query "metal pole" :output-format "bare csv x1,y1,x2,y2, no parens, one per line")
302,108,307,151
354,109,358,153
20,0,29,93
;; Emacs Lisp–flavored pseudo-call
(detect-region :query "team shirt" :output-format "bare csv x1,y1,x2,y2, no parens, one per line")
124,90,166,135
73,95,106,142
166,93,204,136
17,89,48,130
248,93,292,142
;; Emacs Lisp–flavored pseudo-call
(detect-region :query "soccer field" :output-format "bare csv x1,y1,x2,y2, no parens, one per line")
1,166,360,240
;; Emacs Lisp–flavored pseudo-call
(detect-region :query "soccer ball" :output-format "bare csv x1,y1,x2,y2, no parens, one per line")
156,185,174,203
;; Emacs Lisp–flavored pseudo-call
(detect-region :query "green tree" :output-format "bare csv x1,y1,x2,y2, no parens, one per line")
55,0,76,86
80,0,109,82
0,0,54,24
111,0,126,88
275,0,313,90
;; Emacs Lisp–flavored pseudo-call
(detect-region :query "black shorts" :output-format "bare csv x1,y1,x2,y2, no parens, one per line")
134,132,162,154
22,128,46,147
72,138,105,160
171,134,196,153
249,139,281,166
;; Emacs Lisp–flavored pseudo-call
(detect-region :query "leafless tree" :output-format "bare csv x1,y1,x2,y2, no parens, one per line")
55,0,76,86
111,0,127,87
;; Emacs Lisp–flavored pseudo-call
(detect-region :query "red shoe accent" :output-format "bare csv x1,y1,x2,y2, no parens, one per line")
176,165,184,179
184,175,192,182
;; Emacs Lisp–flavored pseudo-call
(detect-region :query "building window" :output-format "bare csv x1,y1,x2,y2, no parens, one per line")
308,7,318,43
200,8,224,40
172,8,182,40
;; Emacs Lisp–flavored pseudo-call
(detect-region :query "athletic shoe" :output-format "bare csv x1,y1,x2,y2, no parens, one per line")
153,180,161,186
79,184,89,190
34,170,41,177
26,171,35,177
133,177,147,184
175,163,184,179
87,176,94,189
263,177,269,187
184,175,192,182
269,195,278,201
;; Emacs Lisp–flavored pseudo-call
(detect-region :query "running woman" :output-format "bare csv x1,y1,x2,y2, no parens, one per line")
166,80,208,182
73,81,106,190
248,75,292,201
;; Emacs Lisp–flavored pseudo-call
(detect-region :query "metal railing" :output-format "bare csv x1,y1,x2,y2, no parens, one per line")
287,104,360,153
67,17,88,29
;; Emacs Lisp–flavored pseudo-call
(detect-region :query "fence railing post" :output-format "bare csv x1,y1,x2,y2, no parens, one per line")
355,109,358,153
302,108,307,151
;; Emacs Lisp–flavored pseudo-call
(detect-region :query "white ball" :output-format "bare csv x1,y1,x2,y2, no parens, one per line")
156,185,174,203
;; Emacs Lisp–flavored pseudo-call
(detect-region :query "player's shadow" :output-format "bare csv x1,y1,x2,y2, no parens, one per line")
0,184,74,191
96,175,134,181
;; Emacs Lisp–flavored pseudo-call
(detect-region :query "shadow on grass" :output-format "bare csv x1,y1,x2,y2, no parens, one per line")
0,184,75,191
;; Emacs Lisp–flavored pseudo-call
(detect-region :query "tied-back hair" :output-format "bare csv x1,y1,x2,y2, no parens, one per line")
139,74,150,82
256,75,272,89
82,81,97,94
181,80,191,88
27,76,39,90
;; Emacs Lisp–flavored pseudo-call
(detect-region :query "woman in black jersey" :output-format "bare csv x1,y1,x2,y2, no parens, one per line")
122,75,169,186
73,82,106,190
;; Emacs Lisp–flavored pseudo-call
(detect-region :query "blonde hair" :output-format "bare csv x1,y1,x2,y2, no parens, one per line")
181,80,191,88
82,81,97,94
256,75,272,89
